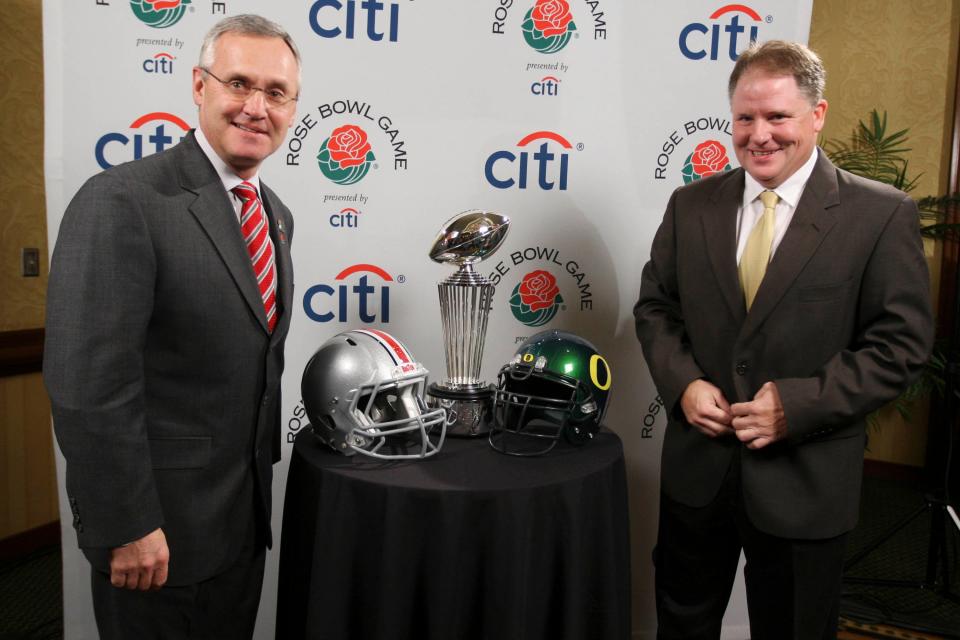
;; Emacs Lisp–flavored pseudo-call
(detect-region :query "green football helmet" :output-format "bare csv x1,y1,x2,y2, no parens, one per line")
490,330,612,456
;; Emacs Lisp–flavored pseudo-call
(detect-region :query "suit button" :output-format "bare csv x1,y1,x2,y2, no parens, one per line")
735,362,749,376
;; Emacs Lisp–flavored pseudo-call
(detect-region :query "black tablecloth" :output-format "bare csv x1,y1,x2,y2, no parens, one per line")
276,428,631,640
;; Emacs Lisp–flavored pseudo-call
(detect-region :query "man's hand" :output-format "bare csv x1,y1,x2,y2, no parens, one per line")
680,379,734,438
731,381,787,450
109,527,169,591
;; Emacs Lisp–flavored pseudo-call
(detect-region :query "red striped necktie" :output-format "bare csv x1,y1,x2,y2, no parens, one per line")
232,181,278,333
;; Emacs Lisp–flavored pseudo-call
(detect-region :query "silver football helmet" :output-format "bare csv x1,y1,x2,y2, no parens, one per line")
302,329,446,459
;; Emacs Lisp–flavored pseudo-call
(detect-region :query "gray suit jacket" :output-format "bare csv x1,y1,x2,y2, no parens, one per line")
634,150,933,539
44,131,294,585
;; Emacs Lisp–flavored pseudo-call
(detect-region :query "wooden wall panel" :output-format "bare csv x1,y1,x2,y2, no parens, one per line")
0,372,57,541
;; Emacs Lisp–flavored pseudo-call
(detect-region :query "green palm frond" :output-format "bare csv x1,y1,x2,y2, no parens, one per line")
821,110,919,192
915,194,960,238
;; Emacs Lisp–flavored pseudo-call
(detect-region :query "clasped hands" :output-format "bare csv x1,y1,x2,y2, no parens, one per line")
680,379,786,449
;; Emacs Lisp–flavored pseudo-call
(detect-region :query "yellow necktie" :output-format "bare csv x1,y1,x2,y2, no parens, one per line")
739,190,779,310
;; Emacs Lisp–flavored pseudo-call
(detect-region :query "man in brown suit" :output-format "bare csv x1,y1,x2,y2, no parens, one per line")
635,40,933,639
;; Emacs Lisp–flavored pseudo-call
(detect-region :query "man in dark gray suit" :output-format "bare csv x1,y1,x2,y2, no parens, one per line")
44,14,300,639
635,41,933,639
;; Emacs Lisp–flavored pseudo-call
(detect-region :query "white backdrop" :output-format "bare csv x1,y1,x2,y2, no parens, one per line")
43,2,812,638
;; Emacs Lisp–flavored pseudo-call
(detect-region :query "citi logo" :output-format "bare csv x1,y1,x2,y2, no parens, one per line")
309,0,399,42
679,4,763,61
531,76,560,96
95,112,189,169
329,207,361,228
303,263,398,323
143,52,175,74
485,131,575,191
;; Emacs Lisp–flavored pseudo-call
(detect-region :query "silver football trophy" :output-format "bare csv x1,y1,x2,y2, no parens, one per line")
427,210,510,436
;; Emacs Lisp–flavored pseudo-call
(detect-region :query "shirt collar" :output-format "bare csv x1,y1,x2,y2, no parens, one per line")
742,146,819,209
194,127,261,196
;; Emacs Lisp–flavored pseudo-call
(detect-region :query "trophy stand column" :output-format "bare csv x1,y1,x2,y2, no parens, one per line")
427,210,510,436
427,266,495,436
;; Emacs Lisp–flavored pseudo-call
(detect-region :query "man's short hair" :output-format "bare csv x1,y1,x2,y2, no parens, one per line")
728,40,825,106
198,14,301,70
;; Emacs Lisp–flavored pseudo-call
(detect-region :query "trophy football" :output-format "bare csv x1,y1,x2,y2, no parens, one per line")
427,210,510,436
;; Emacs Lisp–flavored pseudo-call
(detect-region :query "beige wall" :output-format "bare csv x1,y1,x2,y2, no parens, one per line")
810,0,960,466
1,0,47,333
0,1,57,541
810,0,959,197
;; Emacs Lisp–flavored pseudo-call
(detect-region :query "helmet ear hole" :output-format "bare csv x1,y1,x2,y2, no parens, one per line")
315,415,336,432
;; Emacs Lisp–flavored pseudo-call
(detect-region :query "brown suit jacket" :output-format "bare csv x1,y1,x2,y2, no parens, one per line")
634,150,933,539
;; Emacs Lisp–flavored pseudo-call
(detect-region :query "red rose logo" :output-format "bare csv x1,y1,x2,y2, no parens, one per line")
145,0,183,9
327,125,373,169
690,140,730,178
519,270,561,312
531,0,574,37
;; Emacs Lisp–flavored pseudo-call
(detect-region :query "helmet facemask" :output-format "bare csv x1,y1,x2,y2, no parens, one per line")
346,370,446,459
490,362,599,456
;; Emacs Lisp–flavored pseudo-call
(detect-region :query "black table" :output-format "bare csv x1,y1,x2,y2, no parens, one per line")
276,428,631,640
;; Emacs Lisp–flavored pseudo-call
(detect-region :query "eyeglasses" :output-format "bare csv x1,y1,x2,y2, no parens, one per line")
200,67,298,108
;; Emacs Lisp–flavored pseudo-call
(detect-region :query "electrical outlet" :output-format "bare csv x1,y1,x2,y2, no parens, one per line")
21,248,40,277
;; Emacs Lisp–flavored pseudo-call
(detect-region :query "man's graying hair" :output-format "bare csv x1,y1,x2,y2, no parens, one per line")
728,40,826,106
198,14,301,70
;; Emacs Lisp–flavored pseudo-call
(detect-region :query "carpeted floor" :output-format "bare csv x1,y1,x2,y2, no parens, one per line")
0,545,63,640
842,474,960,638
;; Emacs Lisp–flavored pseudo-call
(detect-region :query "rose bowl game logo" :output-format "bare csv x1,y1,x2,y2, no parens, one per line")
317,124,376,186
681,139,732,184
130,0,191,29
522,0,577,54
510,269,564,327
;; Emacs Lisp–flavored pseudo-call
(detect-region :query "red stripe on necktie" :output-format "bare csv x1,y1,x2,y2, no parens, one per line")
233,181,278,333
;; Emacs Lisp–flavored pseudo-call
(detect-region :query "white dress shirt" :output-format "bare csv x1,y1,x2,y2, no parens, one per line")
736,148,819,264
194,127,263,223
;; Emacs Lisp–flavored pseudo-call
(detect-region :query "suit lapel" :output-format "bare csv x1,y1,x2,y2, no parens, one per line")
740,151,841,337
177,132,271,333
702,169,747,324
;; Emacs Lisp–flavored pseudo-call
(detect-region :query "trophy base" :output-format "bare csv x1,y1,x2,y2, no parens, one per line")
427,383,494,437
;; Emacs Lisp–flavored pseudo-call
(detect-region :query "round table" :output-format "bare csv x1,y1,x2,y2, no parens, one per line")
276,428,631,640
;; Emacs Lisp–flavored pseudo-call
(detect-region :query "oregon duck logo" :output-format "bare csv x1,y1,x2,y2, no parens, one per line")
522,0,576,54
317,125,376,185
130,0,191,29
